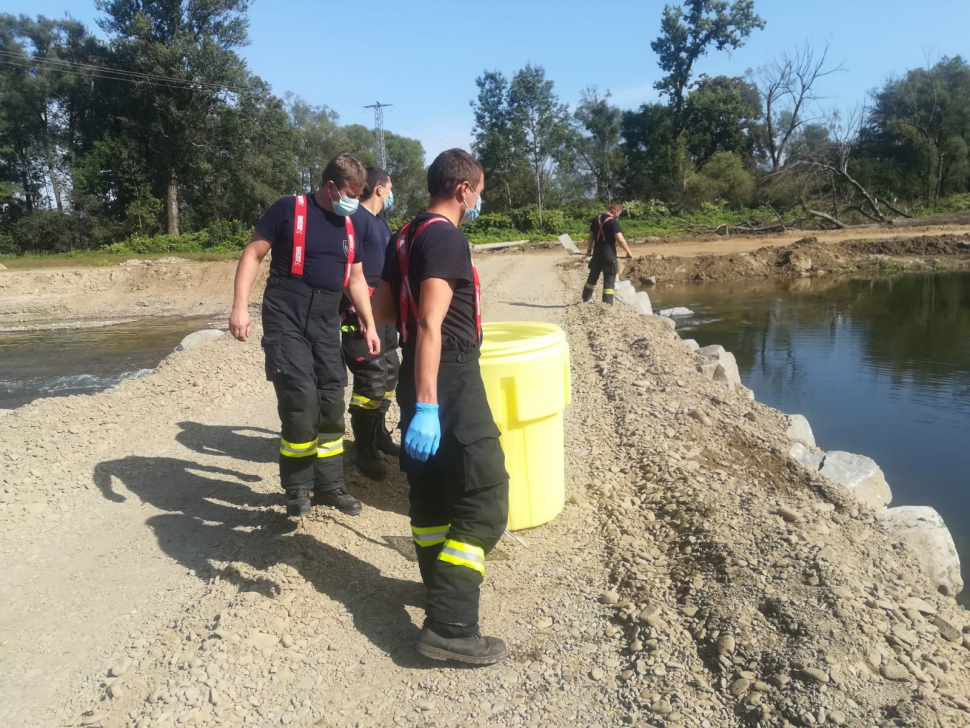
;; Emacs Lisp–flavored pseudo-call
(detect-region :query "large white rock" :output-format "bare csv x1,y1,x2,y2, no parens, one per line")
682,339,700,352
789,442,824,471
786,414,816,448
615,280,636,301
658,307,694,318
697,345,725,359
879,506,963,596
819,451,892,509
176,329,224,352
0,263,7,271
631,291,653,316
656,316,677,330
695,344,741,390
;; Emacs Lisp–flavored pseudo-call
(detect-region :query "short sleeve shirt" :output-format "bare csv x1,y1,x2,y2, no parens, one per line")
381,212,478,349
589,214,622,258
255,193,353,291
351,206,391,288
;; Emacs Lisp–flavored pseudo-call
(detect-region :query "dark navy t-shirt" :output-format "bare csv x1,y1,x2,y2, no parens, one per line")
351,206,392,288
381,213,477,348
255,193,353,291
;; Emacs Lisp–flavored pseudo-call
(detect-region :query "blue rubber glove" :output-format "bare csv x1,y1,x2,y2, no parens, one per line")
405,403,441,462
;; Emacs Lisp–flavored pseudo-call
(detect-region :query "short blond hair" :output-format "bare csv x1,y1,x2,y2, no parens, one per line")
322,153,367,191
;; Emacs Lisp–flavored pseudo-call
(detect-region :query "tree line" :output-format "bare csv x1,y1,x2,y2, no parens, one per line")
2,0,969,255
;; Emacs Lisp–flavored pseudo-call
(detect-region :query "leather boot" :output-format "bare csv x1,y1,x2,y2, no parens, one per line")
350,410,388,481
376,406,400,456
285,487,312,518
416,625,508,665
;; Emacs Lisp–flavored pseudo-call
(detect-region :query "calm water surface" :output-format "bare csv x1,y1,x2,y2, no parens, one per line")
651,273,970,595
0,316,218,409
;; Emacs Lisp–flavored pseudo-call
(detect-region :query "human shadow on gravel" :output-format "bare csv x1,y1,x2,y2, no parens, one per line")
176,422,278,463
502,301,571,310
93,456,433,668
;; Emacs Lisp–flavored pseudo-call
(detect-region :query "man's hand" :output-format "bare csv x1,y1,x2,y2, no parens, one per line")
229,307,252,342
364,326,381,357
585,250,592,257
405,403,441,462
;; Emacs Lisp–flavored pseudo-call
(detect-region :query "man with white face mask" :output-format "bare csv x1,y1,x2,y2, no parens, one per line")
230,153,379,519
342,167,400,480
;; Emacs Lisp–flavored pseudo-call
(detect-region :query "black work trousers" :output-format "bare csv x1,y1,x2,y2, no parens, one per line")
261,276,347,494
342,323,400,414
583,252,618,304
398,345,509,634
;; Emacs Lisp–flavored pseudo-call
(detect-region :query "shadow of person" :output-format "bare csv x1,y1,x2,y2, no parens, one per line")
176,422,278,463
93,456,431,667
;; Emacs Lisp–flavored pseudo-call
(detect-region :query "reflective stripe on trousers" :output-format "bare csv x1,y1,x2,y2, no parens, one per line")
412,524,450,547
280,437,317,458
438,539,486,574
317,437,344,458
350,393,383,410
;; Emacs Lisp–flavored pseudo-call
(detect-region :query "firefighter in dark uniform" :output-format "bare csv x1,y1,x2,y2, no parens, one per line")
342,168,400,480
582,202,634,305
373,149,509,665
229,153,379,518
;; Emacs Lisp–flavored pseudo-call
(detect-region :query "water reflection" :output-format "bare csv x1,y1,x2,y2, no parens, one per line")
651,273,970,600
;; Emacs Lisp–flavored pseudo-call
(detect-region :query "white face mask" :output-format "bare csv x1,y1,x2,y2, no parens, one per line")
329,185,359,217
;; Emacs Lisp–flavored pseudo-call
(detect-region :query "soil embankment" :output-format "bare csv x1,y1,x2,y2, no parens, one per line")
625,233,970,285
0,256,968,727
0,259,257,327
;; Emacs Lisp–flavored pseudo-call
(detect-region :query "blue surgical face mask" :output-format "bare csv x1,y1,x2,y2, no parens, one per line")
329,185,359,217
383,189,394,212
461,186,481,225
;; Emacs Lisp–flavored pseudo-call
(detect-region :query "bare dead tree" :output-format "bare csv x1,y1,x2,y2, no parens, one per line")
758,43,845,172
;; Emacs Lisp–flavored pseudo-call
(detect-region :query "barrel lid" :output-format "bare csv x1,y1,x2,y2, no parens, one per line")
480,322,567,360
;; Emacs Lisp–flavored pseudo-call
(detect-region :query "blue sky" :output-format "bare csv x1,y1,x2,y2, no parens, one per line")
10,0,970,161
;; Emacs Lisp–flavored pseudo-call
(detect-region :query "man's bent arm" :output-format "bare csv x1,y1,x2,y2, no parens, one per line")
616,233,633,259
415,278,456,405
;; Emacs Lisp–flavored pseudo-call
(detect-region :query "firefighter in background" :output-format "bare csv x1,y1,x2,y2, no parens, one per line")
582,202,634,305
342,168,400,480
229,153,378,518
373,149,509,665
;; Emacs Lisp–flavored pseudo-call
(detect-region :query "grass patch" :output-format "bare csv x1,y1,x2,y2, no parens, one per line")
0,251,241,270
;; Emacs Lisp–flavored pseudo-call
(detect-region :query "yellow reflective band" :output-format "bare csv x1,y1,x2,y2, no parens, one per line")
384,391,394,400
280,437,318,458
411,524,450,547
438,539,485,574
350,394,382,410
317,438,344,458
604,289,614,295
584,283,596,290
341,325,360,333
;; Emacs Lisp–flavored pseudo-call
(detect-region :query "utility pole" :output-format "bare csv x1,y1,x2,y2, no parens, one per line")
364,102,392,170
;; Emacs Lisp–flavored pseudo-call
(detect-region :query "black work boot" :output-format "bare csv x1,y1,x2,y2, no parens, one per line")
416,625,508,666
285,487,312,518
376,408,400,456
314,487,362,516
350,410,388,481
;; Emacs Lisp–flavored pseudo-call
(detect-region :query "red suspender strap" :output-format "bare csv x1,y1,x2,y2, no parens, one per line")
596,214,614,243
342,216,356,287
472,262,483,342
291,195,307,276
395,217,450,343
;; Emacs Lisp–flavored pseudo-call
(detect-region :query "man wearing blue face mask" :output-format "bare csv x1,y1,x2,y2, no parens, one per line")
230,153,379,519
341,167,400,480
372,149,509,665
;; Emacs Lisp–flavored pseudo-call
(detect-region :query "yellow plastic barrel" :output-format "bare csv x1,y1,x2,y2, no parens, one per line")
479,322,571,531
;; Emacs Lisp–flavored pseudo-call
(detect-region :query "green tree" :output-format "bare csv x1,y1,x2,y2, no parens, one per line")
471,70,527,211
97,0,252,235
573,87,624,204
508,63,572,222
650,0,764,192
620,103,678,200
383,131,426,218
683,74,761,167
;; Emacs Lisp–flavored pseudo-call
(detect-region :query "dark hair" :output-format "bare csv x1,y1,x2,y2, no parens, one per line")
360,167,391,201
321,153,367,191
428,149,483,200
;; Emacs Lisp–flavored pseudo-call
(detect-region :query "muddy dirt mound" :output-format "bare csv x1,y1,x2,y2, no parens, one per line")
627,234,970,285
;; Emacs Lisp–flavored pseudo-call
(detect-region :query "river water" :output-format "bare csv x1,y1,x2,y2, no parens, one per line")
0,316,219,409
651,272,970,594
